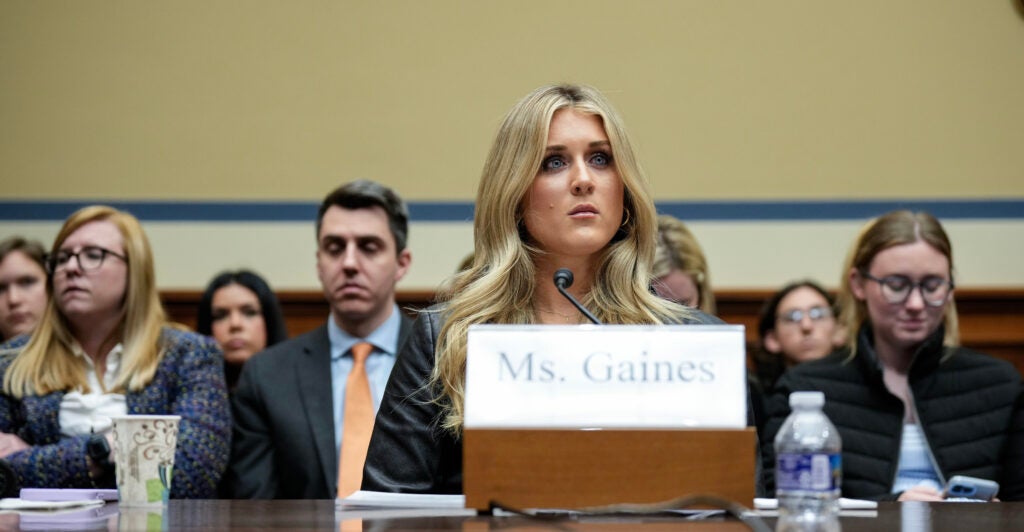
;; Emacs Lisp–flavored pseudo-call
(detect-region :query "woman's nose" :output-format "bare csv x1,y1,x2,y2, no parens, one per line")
62,255,84,275
904,287,926,310
571,166,595,195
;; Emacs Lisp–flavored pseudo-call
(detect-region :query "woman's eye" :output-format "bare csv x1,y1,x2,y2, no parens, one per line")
211,310,228,321
590,152,611,166
541,156,567,172
884,278,910,291
242,307,261,317
17,276,39,288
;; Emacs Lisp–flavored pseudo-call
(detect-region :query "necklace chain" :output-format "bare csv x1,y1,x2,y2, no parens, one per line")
535,307,579,323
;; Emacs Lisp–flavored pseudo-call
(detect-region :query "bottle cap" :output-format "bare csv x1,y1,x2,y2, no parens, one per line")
789,391,825,408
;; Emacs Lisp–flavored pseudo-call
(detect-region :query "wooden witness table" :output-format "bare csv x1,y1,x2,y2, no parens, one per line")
1,500,1022,531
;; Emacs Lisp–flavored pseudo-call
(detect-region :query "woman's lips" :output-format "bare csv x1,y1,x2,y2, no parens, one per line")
6,313,30,325
568,204,598,217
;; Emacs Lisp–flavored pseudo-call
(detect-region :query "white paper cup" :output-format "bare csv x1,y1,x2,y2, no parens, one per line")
110,415,181,506
117,505,167,531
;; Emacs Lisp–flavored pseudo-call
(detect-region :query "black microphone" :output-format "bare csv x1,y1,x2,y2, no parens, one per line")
553,268,602,325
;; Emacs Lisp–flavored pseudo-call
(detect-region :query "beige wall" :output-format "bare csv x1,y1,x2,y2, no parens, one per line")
3,1,1023,200
2,1,1023,290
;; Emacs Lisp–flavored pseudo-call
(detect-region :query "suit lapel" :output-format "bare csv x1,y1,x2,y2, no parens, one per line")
294,325,337,496
397,313,414,352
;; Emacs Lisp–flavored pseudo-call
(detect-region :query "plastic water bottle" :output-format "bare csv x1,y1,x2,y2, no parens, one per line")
774,391,842,532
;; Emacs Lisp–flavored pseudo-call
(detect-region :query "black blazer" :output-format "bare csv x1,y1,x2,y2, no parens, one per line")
225,314,413,499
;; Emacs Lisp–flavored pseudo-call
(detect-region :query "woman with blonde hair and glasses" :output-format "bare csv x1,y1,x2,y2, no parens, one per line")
363,84,720,494
759,210,1023,501
0,206,230,497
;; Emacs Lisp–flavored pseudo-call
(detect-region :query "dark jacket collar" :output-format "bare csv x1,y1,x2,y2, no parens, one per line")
855,322,947,382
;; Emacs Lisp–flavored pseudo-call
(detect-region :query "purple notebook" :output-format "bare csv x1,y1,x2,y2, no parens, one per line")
19,488,119,502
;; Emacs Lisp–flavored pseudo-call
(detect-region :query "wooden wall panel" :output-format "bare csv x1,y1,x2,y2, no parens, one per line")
163,288,1024,377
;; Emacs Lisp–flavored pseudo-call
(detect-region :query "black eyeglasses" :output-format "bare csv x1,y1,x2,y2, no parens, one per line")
46,246,127,274
777,306,833,326
859,270,953,307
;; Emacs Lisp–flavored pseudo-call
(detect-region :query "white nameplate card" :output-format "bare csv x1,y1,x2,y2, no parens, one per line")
464,324,746,429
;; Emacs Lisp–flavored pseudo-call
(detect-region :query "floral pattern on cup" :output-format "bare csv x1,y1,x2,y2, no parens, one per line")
111,415,180,506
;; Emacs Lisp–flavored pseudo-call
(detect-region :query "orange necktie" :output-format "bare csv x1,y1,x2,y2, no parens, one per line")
338,342,375,498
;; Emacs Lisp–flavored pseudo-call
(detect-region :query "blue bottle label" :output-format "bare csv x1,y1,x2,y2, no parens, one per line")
776,452,841,492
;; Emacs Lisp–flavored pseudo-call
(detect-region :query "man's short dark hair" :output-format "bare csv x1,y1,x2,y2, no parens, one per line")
316,180,410,253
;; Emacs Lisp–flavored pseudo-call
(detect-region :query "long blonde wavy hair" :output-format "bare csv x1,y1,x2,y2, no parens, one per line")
4,206,169,397
431,84,694,434
837,210,959,358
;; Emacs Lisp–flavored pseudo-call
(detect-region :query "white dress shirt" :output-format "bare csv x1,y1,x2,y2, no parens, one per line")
58,342,128,437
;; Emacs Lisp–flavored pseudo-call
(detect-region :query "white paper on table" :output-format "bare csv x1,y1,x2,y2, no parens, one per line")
754,498,877,510
337,490,468,509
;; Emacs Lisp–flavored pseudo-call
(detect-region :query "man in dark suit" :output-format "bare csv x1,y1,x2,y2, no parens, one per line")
226,180,414,499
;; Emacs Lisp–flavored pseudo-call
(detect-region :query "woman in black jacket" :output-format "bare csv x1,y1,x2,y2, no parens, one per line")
759,210,1023,501
362,84,721,494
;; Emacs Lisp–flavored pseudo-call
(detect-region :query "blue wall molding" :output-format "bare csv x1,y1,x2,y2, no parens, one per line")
1,199,1022,222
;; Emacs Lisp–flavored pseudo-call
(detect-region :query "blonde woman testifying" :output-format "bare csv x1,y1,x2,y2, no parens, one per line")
363,84,721,494
0,206,230,497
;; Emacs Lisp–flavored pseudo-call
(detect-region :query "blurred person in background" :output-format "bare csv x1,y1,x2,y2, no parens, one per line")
0,237,48,342
197,270,288,391
652,214,715,314
753,280,842,390
750,280,842,432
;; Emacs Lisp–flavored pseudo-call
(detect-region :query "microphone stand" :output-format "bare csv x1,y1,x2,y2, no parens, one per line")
553,268,602,325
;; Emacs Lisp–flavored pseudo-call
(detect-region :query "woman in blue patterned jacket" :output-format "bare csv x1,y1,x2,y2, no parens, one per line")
0,205,230,498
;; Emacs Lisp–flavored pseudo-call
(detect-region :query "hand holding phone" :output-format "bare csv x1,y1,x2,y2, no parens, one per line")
943,475,999,501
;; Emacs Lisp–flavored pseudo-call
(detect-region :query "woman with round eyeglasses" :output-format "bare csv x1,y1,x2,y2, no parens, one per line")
755,280,842,382
750,280,843,432
759,210,1023,501
0,206,230,497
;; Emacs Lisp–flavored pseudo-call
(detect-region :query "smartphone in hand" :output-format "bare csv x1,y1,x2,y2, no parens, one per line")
944,475,999,501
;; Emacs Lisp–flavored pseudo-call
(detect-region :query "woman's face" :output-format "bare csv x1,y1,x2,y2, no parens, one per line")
765,286,838,366
521,108,624,262
0,250,48,339
211,283,268,365
653,268,700,308
52,220,128,331
850,240,951,357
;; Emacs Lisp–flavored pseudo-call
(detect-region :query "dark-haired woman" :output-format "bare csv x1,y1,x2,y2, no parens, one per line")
197,270,288,391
